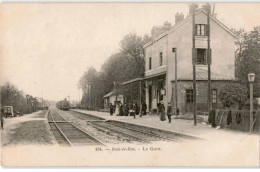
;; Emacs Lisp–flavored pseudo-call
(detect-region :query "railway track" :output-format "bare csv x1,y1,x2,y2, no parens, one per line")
106,121,198,142
63,110,105,121
48,109,106,146
87,121,150,144
90,121,177,143
106,121,182,142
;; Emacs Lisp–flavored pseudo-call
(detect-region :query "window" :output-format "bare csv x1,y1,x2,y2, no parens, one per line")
196,49,207,65
159,52,163,66
196,24,207,36
212,89,217,104
186,89,194,103
149,57,152,70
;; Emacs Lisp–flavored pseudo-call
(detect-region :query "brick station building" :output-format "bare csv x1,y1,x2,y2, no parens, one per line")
142,5,237,114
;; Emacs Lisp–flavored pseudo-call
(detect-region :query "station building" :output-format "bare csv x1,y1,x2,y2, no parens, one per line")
143,6,237,114
103,90,124,109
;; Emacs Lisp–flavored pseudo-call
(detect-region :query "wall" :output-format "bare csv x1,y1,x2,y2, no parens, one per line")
108,95,124,105
145,36,168,72
172,80,234,114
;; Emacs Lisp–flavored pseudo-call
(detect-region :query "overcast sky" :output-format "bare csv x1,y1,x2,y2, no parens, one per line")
1,3,260,101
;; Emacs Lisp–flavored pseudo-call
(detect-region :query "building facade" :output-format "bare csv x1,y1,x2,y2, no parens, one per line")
143,6,236,114
103,90,124,109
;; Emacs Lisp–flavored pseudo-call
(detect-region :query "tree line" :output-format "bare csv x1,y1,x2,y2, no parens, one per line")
0,82,46,114
78,33,151,109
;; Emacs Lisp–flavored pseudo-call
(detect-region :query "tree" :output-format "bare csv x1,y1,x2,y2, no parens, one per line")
234,27,260,96
1,82,28,113
219,83,248,109
120,33,151,78
78,33,151,109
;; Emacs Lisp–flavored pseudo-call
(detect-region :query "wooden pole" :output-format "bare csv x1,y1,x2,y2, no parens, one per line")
139,80,142,116
250,82,253,133
207,3,212,117
123,86,125,104
192,4,197,126
174,48,178,117
113,81,117,105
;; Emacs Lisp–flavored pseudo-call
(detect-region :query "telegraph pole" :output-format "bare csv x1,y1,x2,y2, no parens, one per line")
139,80,142,116
192,3,197,126
114,81,118,104
207,3,212,116
172,48,178,117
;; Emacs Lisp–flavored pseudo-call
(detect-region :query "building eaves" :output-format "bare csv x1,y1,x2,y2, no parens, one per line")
103,90,116,98
144,10,237,48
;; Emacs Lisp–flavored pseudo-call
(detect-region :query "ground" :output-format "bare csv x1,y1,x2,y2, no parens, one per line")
1,110,57,147
0,109,259,166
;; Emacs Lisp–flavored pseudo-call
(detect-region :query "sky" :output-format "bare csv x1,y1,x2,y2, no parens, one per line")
1,3,260,101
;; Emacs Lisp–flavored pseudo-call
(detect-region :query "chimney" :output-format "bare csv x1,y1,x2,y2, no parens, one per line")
164,21,172,28
151,21,171,38
201,4,211,14
175,12,184,25
189,3,198,15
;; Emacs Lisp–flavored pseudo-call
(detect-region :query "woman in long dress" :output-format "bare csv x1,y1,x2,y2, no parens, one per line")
159,102,166,121
124,103,129,116
119,103,124,116
115,103,120,116
109,103,114,116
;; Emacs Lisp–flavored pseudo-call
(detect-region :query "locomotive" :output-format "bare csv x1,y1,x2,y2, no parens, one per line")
56,98,70,110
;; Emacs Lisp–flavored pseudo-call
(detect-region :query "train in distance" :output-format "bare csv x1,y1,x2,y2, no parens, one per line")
56,98,70,110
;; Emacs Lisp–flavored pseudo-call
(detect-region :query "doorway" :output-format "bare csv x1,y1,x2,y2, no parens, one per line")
185,89,194,113
148,85,152,110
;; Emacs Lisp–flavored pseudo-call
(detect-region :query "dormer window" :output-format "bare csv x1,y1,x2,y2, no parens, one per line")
196,48,211,65
196,48,207,65
196,24,207,36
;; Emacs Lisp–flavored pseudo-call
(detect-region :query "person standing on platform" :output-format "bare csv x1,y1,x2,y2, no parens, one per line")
134,102,139,118
1,108,4,129
109,103,114,116
124,103,129,116
119,103,124,116
141,102,147,117
159,101,166,121
129,103,134,116
167,102,172,123
132,102,136,119
115,102,120,116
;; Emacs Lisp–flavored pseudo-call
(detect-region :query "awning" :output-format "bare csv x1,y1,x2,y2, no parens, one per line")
122,78,143,86
171,68,236,82
143,71,166,80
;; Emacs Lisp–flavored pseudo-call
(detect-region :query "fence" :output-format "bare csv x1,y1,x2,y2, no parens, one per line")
215,109,260,133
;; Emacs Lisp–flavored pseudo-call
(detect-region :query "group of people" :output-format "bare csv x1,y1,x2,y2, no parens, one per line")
1,108,4,129
109,101,179,123
109,102,147,118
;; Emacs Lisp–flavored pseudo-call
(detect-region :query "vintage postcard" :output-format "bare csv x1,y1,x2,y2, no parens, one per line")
0,2,259,167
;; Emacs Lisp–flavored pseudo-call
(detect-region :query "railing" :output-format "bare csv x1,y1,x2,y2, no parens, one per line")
215,109,260,133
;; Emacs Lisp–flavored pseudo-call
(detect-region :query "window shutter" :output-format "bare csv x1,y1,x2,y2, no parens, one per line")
195,25,197,36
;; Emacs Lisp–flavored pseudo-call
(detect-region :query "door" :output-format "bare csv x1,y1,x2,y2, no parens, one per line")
148,85,152,110
185,89,194,113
